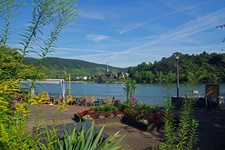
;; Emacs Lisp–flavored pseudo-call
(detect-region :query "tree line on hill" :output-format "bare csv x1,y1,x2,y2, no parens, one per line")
127,51,225,84
0,46,128,83
1,45,224,84
23,57,128,82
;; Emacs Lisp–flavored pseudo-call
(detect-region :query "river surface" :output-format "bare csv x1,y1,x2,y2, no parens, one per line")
20,82,225,107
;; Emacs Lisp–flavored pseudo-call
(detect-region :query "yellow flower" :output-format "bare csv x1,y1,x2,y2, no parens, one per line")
0,123,9,144
28,91,51,105
14,103,30,117
0,98,8,110
57,101,68,111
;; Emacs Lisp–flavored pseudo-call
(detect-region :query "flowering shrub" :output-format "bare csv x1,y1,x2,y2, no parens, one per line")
113,110,124,117
78,109,124,120
122,108,165,124
78,97,167,125
120,96,141,112
137,111,165,124
8,100,20,109
7,100,29,117
117,96,163,124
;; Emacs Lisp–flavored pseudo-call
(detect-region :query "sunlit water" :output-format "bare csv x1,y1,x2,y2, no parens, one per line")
20,82,225,107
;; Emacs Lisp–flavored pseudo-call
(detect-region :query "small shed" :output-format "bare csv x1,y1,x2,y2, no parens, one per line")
205,84,220,109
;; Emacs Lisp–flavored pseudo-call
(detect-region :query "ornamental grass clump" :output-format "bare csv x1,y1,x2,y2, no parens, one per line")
32,121,125,150
53,122,125,150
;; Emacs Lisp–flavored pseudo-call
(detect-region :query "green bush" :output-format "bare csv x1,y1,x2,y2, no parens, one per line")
93,104,118,113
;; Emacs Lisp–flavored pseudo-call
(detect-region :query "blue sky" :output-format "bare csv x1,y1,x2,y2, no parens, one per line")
4,0,225,68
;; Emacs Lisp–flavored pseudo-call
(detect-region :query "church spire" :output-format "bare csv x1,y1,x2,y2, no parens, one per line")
106,62,109,73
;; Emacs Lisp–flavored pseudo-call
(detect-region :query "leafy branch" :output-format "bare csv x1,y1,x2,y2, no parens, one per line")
216,24,225,42
28,0,78,93
0,0,24,45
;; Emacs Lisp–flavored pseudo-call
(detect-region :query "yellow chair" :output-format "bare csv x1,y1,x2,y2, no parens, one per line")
81,96,88,106
66,95,74,105
88,96,96,106
74,96,83,105
39,91,51,104
54,95,63,105
103,97,111,105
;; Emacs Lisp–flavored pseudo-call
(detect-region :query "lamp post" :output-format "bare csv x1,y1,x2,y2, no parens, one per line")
174,52,181,103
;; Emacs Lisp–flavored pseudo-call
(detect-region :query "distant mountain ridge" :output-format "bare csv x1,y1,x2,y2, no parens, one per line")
23,57,128,79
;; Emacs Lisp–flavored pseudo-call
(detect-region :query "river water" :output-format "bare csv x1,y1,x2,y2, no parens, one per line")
21,82,225,107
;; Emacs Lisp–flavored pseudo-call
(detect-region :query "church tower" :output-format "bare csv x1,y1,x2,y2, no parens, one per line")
106,62,109,73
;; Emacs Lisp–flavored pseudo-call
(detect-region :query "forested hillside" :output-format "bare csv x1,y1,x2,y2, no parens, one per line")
23,57,127,79
23,52,225,83
128,52,225,83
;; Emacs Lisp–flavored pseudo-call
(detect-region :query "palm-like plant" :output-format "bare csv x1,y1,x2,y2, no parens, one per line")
187,68,206,88
34,122,125,150
123,76,138,100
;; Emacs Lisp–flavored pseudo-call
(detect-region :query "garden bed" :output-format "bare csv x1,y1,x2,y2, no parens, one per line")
74,113,163,132
121,116,164,132
74,101,167,132
74,113,122,125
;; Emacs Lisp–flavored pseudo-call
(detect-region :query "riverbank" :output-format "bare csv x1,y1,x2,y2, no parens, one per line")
27,105,225,150
22,83,225,107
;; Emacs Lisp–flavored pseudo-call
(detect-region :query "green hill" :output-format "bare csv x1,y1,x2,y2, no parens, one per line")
127,52,225,83
23,57,128,79
23,52,225,83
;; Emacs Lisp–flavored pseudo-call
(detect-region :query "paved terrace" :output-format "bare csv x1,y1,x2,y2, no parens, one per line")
26,104,162,150
26,105,89,131
27,104,225,150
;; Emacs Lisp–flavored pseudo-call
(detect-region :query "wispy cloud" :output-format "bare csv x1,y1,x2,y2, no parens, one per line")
119,2,207,35
79,10,105,20
119,21,148,34
161,8,225,41
54,47,116,60
86,34,109,42
159,0,210,17
54,47,113,53
104,7,225,63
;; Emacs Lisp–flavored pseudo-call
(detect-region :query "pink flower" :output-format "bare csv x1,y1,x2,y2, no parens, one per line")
133,96,137,101
13,101,19,105
131,103,136,108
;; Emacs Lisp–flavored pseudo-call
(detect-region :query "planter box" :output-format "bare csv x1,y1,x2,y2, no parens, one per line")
121,116,164,132
74,113,164,131
74,113,122,125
